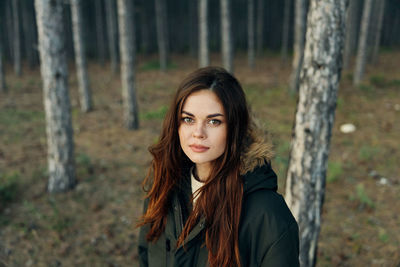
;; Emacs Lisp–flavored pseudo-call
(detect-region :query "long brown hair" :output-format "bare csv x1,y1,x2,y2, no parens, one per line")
138,67,249,267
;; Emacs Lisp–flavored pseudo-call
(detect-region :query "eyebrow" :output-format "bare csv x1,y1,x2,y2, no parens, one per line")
182,111,224,118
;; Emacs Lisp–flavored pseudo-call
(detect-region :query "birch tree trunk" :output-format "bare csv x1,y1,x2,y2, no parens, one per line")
105,0,119,74
343,0,360,69
353,0,373,85
0,41,7,93
117,0,139,129
35,0,76,193
371,0,385,64
95,0,106,66
247,0,255,69
198,0,209,67
256,0,264,56
12,0,21,76
220,0,233,73
284,0,347,266
289,0,307,93
155,0,168,71
281,0,291,64
71,0,92,113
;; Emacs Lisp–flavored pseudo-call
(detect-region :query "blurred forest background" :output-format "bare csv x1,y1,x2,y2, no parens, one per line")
0,0,399,266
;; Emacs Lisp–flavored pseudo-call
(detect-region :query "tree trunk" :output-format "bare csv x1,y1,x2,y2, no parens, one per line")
21,0,36,68
95,0,106,66
353,0,373,85
12,0,21,76
189,0,197,58
343,0,360,69
6,1,14,63
371,0,385,64
198,0,209,67
256,0,264,55
247,0,255,69
117,0,139,130
34,0,76,193
139,2,149,54
281,0,291,64
284,0,347,266
70,0,92,113
0,41,7,93
289,0,307,93
105,0,119,74
220,0,233,73
155,0,168,71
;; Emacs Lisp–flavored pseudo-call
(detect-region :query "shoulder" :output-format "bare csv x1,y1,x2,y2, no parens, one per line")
241,189,297,238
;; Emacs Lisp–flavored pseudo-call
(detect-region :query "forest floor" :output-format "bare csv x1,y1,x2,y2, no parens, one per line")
0,52,399,267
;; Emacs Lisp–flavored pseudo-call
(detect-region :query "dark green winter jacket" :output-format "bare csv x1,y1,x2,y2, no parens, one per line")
138,132,299,267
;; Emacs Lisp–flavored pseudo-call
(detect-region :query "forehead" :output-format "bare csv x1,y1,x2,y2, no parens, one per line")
182,90,224,115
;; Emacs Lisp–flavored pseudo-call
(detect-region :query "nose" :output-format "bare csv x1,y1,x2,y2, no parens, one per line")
192,123,206,139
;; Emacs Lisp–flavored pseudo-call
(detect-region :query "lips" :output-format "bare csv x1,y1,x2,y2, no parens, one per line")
189,144,210,153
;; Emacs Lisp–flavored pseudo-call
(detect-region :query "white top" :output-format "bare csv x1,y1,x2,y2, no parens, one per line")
191,168,204,206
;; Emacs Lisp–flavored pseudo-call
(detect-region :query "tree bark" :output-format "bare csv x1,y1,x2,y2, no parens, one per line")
289,0,307,93
34,0,76,193
6,1,14,63
220,0,233,73
284,0,347,266
256,0,264,55
281,0,291,64
95,0,106,66
353,0,373,85
117,0,139,130
155,0,168,71
12,0,21,76
139,2,149,54
105,0,119,74
71,0,92,113
247,0,255,69
343,0,360,69
198,0,209,67
371,0,385,64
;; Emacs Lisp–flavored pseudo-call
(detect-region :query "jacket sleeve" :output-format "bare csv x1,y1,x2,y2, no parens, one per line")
260,221,300,267
138,199,149,267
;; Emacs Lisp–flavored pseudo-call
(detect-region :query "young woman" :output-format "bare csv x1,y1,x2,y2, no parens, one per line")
138,67,299,267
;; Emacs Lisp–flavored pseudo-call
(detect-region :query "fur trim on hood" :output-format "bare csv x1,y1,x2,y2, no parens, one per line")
239,120,274,175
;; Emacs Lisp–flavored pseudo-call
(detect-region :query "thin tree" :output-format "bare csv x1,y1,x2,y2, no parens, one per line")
35,0,76,193
371,0,386,64
155,0,168,71
289,0,307,93
21,0,37,68
0,41,7,93
198,0,209,67
256,0,264,56
247,0,255,69
343,0,360,69
95,0,106,66
281,0,291,64
284,0,348,266
70,0,92,112
105,0,119,74
12,0,21,76
220,0,233,73
117,0,139,129
353,0,373,85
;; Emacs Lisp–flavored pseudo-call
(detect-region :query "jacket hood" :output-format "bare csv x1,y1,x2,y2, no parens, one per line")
239,121,277,195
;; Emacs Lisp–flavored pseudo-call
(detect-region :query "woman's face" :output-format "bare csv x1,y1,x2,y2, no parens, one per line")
178,90,227,172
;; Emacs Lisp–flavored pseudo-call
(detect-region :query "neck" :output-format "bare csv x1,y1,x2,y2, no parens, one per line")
195,163,211,182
